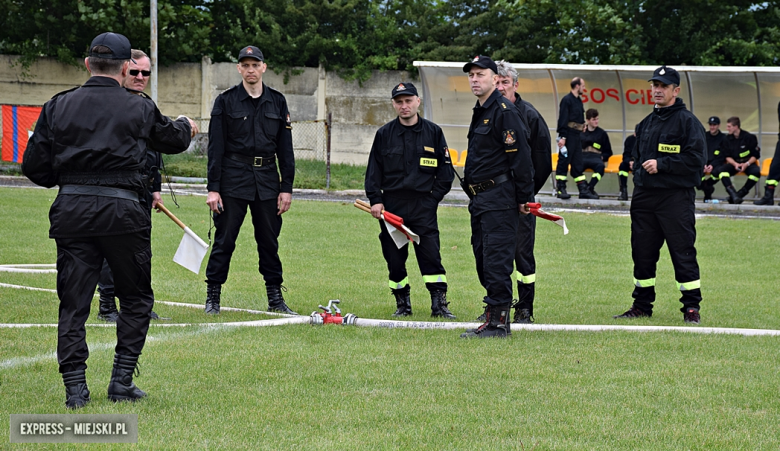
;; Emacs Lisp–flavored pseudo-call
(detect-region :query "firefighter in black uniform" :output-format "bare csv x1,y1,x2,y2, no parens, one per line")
204,46,296,315
97,49,164,322
555,77,597,200
364,83,455,318
716,116,761,204
698,116,727,202
495,60,551,324
580,108,612,198
613,65,705,324
22,32,194,408
459,56,534,339
617,131,637,201
754,102,780,205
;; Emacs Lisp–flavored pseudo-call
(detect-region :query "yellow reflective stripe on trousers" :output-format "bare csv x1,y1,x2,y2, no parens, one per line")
593,173,602,181
749,174,760,182
767,179,778,186
389,277,409,290
677,279,701,291
555,175,568,181
619,171,629,177
515,271,536,284
574,175,587,182
718,172,730,179
422,274,447,284
634,277,655,288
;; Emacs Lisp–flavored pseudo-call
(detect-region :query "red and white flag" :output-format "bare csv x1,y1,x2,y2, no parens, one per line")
381,210,420,249
528,202,568,235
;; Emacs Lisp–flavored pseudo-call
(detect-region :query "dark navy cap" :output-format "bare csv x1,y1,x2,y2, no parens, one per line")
708,116,720,125
391,82,418,98
238,46,264,62
463,55,498,74
648,65,680,86
89,32,132,60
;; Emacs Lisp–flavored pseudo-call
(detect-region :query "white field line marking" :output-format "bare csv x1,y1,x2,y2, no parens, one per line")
0,264,57,273
3,280,780,337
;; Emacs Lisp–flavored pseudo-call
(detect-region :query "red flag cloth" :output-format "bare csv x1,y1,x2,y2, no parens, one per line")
528,202,569,235
2,105,42,163
381,210,420,247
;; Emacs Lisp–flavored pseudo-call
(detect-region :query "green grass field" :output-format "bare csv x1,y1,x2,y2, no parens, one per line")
1,187,779,450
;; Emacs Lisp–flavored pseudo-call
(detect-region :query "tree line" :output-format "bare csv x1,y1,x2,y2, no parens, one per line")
1,0,779,81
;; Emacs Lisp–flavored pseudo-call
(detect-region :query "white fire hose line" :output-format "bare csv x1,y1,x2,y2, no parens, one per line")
0,264,57,274
2,280,780,337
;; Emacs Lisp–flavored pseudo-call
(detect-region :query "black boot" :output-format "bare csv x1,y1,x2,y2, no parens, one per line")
556,180,571,199
430,290,456,319
204,283,221,314
97,294,119,322
577,181,598,199
391,285,412,316
588,179,599,197
618,176,629,201
460,304,510,338
62,370,90,409
107,354,146,402
267,284,298,315
701,179,715,202
726,186,743,204
513,282,535,324
754,186,775,205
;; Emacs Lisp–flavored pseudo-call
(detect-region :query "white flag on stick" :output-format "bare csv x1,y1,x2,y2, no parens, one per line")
157,204,210,274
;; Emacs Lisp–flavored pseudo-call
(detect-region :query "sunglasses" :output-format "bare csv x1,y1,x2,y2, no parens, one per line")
129,69,151,77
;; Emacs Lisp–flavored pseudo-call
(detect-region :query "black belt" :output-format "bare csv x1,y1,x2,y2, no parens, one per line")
225,153,276,167
467,173,511,196
59,185,140,202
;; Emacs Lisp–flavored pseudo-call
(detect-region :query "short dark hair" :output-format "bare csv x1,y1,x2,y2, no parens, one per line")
727,116,741,128
571,77,583,89
87,45,126,75
131,49,148,61
586,109,599,120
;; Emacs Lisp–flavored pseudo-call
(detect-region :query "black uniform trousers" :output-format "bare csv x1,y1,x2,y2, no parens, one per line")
715,162,761,189
205,194,283,286
630,187,702,313
56,230,153,374
98,199,154,298
514,209,536,312
768,140,780,182
582,152,605,182
471,208,518,307
379,195,446,292
555,132,584,179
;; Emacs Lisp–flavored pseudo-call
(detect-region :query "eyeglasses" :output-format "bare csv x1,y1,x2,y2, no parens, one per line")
129,69,151,77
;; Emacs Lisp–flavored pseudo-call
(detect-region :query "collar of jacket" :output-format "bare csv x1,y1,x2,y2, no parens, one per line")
653,97,686,120
83,76,122,88
237,82,270,104
473,88,502,111
394,115,423,135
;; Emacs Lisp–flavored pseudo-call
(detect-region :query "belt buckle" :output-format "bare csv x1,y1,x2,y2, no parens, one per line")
468,185,477,196
253,157,264,167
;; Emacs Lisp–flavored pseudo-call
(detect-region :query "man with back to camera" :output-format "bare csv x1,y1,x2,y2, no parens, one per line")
96,49,166,323
494,60,552,324
613,65,706,324
715,117,761,204
698,116,727,202
22,32,195,408
459,56,534,339
204,45,297,315
555,77,597,200
364,82,456,318
579,108,613,199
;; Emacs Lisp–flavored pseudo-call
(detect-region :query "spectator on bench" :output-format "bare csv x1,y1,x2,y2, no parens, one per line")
716,116,760,204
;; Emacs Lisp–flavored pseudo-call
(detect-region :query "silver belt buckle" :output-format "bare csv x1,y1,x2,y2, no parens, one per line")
253,157,264,167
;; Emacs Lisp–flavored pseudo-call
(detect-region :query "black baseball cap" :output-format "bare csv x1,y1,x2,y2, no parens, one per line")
391,82,418,98
89,32,133,61
708,116,720,125
238,46,264,62
648,65,680,86
463,55,498,74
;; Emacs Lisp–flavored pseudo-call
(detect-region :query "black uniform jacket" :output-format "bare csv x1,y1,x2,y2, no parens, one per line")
513,94,552,194
581,126,613,162
22,76,192,238
365,115,454,205
465,89,534,215
704,130,727,166
556,92,584,140
724,130,759,164
632,98,706,189
207,82,294,201
622,135,636,164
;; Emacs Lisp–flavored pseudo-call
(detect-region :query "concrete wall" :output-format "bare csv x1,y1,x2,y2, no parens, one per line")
0,55,414,165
